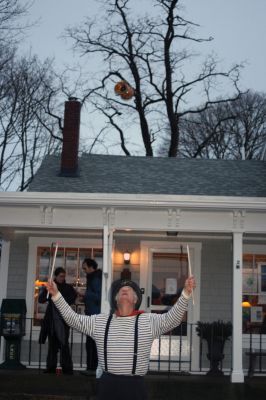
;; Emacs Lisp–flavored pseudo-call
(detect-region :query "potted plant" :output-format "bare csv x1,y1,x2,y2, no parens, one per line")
196,320,232,376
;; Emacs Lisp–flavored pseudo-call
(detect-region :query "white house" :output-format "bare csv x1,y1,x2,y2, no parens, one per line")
0,99,266,381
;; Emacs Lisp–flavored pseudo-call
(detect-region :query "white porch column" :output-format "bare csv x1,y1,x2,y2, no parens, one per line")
101,225,113,313
0,240,11,363
0,240,10,305
231,232,244,382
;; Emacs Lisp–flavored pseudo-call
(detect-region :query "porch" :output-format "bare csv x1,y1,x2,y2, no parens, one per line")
0,368,265,400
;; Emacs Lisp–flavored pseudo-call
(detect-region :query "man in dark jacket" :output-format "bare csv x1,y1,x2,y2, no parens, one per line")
82,258,102,373
39,267,77,374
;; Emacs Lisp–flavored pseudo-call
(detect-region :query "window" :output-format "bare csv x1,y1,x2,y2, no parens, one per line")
151,251,188,335
242,254,266,334
34,246,103,325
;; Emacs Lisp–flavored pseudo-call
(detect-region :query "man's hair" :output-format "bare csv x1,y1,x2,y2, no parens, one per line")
83,258,98,270
54,267,66,276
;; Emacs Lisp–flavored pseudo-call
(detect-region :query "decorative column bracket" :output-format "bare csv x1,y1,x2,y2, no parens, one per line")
40,206,54,225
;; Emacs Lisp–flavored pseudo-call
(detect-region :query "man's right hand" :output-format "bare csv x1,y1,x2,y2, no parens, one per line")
46,279,58,297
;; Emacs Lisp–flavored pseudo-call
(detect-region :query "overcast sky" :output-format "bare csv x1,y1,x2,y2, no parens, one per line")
22,0,266,94
19,0,266,155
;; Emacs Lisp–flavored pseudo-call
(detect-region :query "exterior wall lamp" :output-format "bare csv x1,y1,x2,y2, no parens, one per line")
123,251,131,264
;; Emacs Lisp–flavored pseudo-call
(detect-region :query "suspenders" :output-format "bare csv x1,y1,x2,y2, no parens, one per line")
132,313,140,374
104,313,141,375
104,314,113,372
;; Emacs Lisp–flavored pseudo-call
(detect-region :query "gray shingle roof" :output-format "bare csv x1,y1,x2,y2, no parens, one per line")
28,154,266,197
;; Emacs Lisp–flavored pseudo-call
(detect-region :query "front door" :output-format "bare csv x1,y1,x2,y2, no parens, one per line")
139,241,201,372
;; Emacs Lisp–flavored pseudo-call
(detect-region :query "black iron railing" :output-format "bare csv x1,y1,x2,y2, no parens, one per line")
244,329,266,376
2,317,266,375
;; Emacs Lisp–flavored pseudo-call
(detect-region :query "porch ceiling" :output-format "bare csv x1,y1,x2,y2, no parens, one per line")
1,227,266,243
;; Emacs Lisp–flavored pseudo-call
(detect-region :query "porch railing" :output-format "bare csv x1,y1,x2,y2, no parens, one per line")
243,329,266,376
1,317,265,376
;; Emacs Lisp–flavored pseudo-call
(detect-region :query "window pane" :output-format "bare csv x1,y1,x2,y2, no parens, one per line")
65,250,78,284
152,252,187,307
34,245,102,325
260,265,266,292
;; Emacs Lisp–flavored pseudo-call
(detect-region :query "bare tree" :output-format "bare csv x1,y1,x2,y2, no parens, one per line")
174,91,266,160
66,0,243,157
0,53,61,191
0,0,32,44
0,0,64,191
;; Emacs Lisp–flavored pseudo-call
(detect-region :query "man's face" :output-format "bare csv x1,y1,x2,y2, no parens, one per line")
116,286,137,307
55,272,66,284
82,263,94,275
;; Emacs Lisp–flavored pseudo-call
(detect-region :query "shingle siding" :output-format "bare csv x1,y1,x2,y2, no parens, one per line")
200,239,232,322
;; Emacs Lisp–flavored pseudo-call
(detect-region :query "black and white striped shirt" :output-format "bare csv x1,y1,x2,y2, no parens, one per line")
52,291,189,376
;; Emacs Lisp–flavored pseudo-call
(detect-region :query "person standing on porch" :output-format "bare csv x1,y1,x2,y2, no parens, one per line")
81,258,102,374
39,267,77,374
46,276,195,400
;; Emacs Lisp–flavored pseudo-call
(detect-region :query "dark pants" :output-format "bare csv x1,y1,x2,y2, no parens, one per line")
97,372,148,400
46,331,73,373
86,335,98,370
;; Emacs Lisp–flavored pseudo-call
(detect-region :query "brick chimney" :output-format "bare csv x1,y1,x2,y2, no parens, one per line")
60,97,81,176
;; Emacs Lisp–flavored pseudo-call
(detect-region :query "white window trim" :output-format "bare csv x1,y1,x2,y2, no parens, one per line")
0,240,10,363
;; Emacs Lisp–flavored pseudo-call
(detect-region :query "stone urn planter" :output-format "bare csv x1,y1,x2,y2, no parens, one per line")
196,320,232,376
